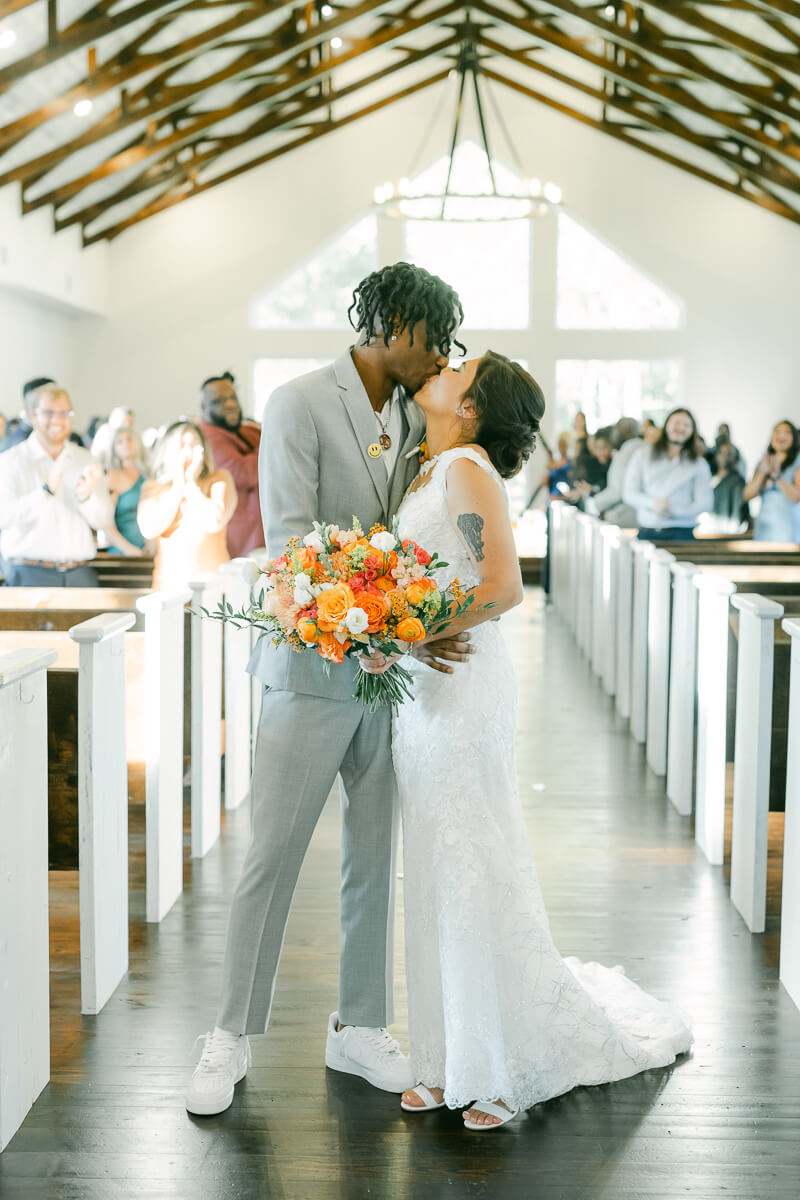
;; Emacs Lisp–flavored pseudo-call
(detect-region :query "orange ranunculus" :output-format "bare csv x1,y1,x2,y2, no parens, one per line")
295,546,317,572
373,575,396,594
297,617,320,644
404,578,436,608
357,591,390,633
395,616,426,644
317,632,351,663
316,581,357,631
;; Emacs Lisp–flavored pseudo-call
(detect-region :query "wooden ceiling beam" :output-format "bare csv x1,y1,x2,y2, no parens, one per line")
21,6,459,210
0,0,403,183
504,0,800,127
0,0,39,17
84,68,450,244
476,10,800,167
0,0,197,93
57,35,457,229
485,37,800,196
634,0,800,68
481,64,800,224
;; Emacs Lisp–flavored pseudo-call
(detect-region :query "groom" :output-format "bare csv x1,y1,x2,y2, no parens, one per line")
186,262,468,1115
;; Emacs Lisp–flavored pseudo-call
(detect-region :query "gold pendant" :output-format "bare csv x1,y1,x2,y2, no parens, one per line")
367,442,383,459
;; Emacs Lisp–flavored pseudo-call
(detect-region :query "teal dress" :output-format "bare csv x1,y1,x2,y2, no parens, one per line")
754,456,800,543
108,475,146,553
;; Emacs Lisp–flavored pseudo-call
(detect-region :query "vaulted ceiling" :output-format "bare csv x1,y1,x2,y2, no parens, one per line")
0,1,798,245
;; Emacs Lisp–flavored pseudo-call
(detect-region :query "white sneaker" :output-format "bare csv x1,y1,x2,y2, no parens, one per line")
185,1029,251,1116
325,1012,415,1093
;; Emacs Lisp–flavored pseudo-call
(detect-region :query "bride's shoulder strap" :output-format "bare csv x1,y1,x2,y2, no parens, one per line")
439,446,503,486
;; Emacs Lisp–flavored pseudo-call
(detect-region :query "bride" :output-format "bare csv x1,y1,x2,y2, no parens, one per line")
363,352,693,1130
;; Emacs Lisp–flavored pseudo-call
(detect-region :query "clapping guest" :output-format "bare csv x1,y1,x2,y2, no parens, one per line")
197,372,264,557
567,430,612,503
623,407,713,541
102,428,152,556
543,432,571,496
91,406,135,464
743,420,800,543
588,417,643,526
137,421,237,591
0,384,113,586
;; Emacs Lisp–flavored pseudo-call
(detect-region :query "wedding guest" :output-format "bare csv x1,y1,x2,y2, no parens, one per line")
102,427,152,556
743,420,800,543
197,372,264,557
623,407,713,541
0,411,6,450
1,377,54,453
711,443,749,527
568,410,588,460
568,430,612,502
91,406,135,463
0,384,113,585
588,417,642,526
543,432,571,496
642,418,661,446
137,420,237,590
84,415,106,449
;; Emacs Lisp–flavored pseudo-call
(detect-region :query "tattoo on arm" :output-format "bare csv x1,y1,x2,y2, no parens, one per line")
457,512,485,562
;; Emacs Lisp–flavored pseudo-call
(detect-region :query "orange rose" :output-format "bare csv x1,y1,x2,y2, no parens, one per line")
316,581,356,631
317,632,351,663
395,616,426,644
295,546,317,572
373,575,395,594
404,578,436,608
357,591,390,633
297,617,320,644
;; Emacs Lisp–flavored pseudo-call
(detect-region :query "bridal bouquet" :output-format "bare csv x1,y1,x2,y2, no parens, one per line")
202,517,480,709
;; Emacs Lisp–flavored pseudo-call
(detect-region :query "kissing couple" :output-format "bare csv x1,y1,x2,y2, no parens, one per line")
186,262,692,1130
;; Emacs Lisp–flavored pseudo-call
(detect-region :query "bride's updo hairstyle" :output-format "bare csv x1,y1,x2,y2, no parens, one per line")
463,352,546,479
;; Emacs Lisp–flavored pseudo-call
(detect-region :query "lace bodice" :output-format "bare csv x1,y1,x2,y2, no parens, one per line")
396,446,504,594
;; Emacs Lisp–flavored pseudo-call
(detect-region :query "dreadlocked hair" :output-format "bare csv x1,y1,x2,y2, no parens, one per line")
348,262,466,357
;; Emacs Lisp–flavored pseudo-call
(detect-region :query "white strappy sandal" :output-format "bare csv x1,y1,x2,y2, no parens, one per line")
400,1084,446,1112
462,1100,519,1130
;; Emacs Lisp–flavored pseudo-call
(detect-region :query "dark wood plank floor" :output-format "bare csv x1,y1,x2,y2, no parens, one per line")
3,589,800,1199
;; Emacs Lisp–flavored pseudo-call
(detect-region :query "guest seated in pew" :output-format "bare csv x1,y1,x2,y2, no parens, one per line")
623,407,713,542
197,371,264,558
642,418,661,446
709,443,749,531
743,420,800,544
562,430,612,507
0,384,114,586
137,421,237,591
91,406,135,465
585,416,642,527
101,428,153,556
543,432,571,497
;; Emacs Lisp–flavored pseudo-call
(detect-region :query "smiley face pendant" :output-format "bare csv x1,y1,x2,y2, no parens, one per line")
367,442,383,459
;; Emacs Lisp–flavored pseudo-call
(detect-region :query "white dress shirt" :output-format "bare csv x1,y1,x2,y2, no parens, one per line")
374,389,405,480
0,434,114,563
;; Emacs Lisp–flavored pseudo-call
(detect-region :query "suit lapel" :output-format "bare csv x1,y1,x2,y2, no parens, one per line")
334,350,390,516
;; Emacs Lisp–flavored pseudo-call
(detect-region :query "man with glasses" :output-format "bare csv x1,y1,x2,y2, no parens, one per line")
0,383,113,586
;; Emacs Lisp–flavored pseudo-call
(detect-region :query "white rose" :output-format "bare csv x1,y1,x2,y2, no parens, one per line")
370,531,396,554
294,572,312,589
303,531,324,553
294,587,314,607
345,606,369,635
241,559,262,587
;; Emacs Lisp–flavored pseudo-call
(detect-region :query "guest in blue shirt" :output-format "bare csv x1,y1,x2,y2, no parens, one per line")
624,408,713,541
744,420,800,544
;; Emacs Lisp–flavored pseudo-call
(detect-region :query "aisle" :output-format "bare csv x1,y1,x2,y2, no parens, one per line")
2,589,799,1199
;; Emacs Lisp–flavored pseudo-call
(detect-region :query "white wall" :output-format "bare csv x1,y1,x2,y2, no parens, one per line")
0,182,108,421
8,83,800,459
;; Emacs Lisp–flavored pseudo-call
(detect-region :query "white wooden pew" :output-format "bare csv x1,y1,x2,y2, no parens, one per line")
666,562,700,817
220,559,254,811
646,550,676,777
600,525,621,697
187,578,224,860
729,595,785,933
615,536,635,721
590,521,606,678
630,541,655,744
693,573,737,864
0,649,55,1152
136,590,191,923
69,614,136,1013
780,618,800,1010
576,514,594,658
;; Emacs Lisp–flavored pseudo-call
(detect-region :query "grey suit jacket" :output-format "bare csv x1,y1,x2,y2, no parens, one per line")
247,349,427,700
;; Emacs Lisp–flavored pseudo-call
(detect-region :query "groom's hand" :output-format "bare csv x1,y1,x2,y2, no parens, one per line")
413,632,473,674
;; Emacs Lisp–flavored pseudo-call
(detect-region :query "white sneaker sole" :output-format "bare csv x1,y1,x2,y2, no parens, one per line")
185,1060,249,1116
325,1042,413,1094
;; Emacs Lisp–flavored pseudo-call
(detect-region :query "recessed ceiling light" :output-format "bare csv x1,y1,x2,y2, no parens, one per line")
331,36,343,50
73,98,93,117
0,29,17,50
321,4,334,15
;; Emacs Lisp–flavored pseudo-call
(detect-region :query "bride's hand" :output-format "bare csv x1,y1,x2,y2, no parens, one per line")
413,632,473,674
358,649,404,675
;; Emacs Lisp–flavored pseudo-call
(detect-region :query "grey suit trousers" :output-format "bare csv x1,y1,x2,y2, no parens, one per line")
216,687,398,1034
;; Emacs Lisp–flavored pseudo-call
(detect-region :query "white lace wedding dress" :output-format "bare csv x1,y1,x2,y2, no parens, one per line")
393,447,693,1111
